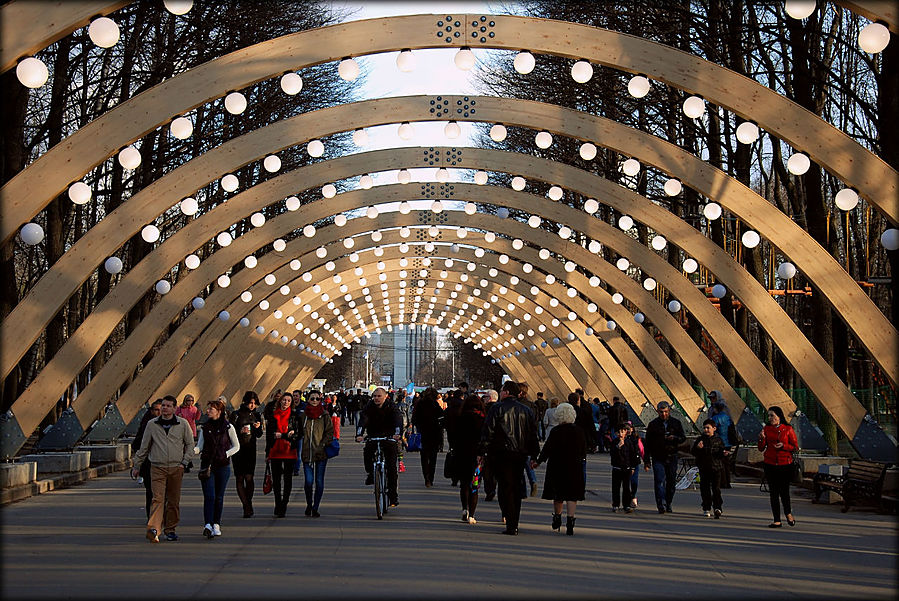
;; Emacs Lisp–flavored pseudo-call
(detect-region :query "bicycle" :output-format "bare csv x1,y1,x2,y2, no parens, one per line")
365,436,396,519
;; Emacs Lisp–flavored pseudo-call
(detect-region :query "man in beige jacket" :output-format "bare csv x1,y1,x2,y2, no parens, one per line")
131,395,194,542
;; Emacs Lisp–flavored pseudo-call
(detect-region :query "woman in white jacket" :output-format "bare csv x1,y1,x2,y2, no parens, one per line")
195,398,240,539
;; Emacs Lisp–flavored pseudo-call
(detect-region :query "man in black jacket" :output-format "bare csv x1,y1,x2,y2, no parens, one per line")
478,381,540,535
644,401,686,514
607,396,629,434
355,387,403,506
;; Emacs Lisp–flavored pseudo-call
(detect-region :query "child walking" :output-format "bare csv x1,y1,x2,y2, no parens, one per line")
691,418,726,518
609,423,641,513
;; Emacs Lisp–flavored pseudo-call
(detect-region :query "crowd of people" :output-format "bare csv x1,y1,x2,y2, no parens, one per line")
129,382,797,542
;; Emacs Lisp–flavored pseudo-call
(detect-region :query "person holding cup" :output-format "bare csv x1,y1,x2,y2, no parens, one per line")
229,391,264,518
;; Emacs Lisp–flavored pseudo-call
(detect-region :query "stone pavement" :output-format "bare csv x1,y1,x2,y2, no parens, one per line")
2,440,896,600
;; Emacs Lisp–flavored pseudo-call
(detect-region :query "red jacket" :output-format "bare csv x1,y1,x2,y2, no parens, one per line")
758,424,798,465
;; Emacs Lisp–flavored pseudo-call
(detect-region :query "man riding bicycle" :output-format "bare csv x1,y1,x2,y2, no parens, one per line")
355,387,403,507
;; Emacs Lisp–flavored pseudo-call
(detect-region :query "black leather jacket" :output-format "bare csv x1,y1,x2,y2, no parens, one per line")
645,416,686,463
479,399,540,459
356,400,403,438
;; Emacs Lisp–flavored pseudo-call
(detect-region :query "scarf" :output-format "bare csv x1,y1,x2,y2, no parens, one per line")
304,402,325,420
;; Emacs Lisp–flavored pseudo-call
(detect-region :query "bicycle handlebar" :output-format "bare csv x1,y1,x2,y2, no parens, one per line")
363,436,398,443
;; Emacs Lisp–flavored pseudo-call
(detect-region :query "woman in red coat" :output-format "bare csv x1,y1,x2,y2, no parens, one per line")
758,405,798,528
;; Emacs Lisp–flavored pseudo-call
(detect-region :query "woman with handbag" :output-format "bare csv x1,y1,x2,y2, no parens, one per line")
300,391,335,518
195,399,240,539
265,391,300,518
758,405,798,528
229,391,263,518
449,394,486,524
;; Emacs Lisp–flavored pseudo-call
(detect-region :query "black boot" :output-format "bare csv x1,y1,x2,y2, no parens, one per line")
551,513,562,532
566,516,576,536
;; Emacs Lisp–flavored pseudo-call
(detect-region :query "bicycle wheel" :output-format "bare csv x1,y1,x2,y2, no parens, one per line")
381,468,389,515
373,462,384,520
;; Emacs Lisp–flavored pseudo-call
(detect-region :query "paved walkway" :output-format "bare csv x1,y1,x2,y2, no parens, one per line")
2,440,896,599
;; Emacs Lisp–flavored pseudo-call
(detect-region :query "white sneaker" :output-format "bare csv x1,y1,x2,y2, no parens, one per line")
631,497,638,508
203,524,213,539
468,516,477,525
461,510,469,522
703,510,712,518
212,524,222,536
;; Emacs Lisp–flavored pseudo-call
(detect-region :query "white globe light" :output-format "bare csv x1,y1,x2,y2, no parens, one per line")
280,72,303,95
224,92,247,115
616,258,630,271
316,247,327,258
68,182,91,205
141,225,160,243
170,116,193,139
683,95,706,119
511,176,526,191
371,230,383,242
104,257,123,274
736,121,759,144
279,285,290,295
777,262,797,279
444,121,461,139
473,171,488,185
587,276,600,288
711,284,727,298
396,122,415,141
218,311,230,321
785,0,816,19
338,57,360,81
459,202,475,216
366,206,379,219
400,227,411,238
539,248,550,260
859,22,890,54
622,158,641,177
618,215,634,230
217,275,231,288
435,168,449,183
612,293,624,304
634,312,645,324
485,232,496,243
118,146,141,170
454,47,476,70
583,198,600,214
559,226,572,239
260,300,270,310
683,258,699,273
787,152,811,175
668,300,682,312
185,254,201,269
302,224,316,238
221,174,239,192
250,212,265,227
397,169,412,184
307,139,325,158
334,214,347,226
571,60,593,83
528,215,541,228
20,223,45,245
239,317,250,327
627,74,651,98
535,131,553,149
359,175,373,189
88,17,120,48
564,260,576,272
431,200,444,214
522,263,533,273
513,51,535,74
396,49,417,72
164,0,193,15
548,186,564,201
880,228,899,251
155,280,171,295
216,231,232,247
16,57,49,88
179,197,198,216
606,320,617,331
588,241,602,254
273,238,287,252
264,274,276,286
281,336,289,343
703,203,722,220
243,253,259,269
191,297,205,310
289,259,301,270
256,326,265,334
834,188,859,211
511,238,524,250
263,155,281,173
651,235,667,250
579,142,597,161
457,228,468,239
741,230,761,248
489,124,507,142
643,278,657,291
664,178,682,196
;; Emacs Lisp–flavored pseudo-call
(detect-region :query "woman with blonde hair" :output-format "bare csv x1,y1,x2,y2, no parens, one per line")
535,402,586,535
543,397,563,439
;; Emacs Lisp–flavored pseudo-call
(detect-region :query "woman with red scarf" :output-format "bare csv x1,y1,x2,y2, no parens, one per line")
758,405,798,528
264,392,299,518
300,392,335,517
448,394,487,524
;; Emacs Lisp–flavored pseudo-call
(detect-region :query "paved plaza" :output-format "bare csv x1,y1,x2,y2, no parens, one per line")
2,442,896,600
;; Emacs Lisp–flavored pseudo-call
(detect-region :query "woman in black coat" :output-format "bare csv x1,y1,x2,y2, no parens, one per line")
411,387,444,487
449,394,486,524
536,402,586,535
229,391,264,518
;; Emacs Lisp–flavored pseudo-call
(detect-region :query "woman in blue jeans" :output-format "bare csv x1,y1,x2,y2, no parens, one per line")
300,392,335,517
196,399,240,539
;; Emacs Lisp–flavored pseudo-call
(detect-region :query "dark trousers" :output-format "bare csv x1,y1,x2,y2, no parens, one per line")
270,459,296,511
494,451,527,533
458,454,479,516
764,463,793,522
364,440,399,502
140,461,153,518
200,464,231,525
652,456,679,510
699,468,723,511
420,440,440,485
482,458,496,499
611,467,633,508
303,459,328,511
234,469,255,515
